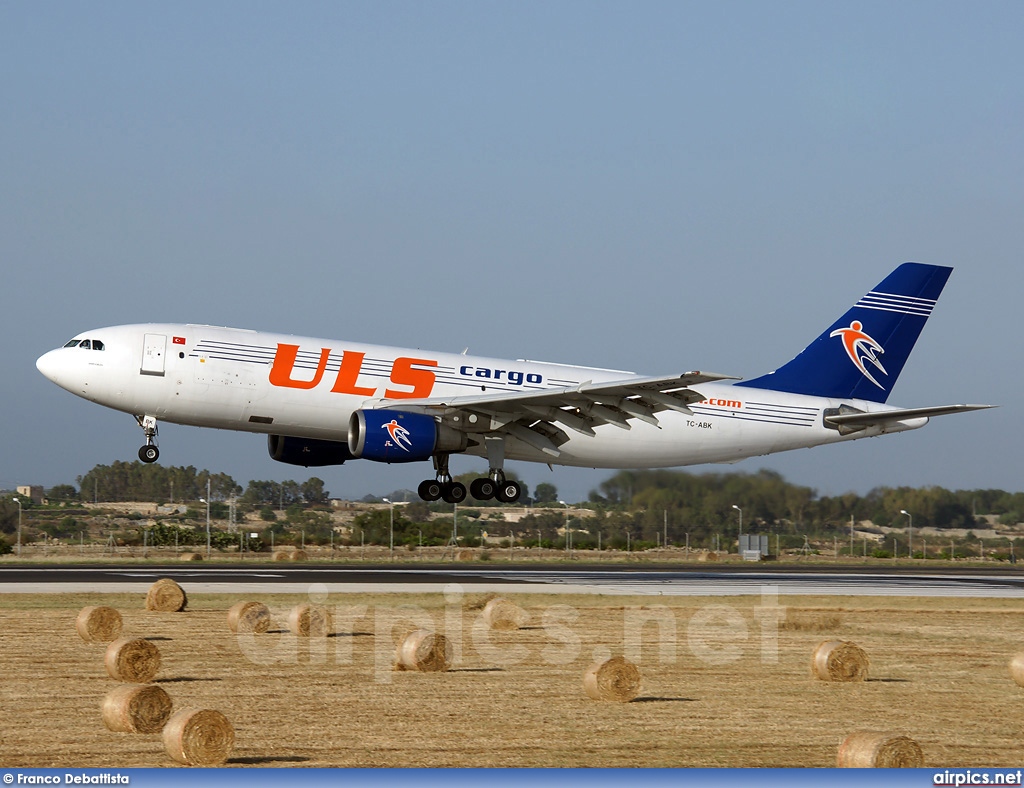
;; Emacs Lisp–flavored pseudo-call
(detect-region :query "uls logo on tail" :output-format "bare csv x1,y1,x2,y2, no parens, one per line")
830,320,887,390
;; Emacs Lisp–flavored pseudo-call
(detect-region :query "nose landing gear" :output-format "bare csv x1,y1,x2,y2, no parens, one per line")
135,415,160,463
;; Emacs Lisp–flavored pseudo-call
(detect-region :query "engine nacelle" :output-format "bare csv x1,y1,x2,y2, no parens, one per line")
348,409,467,463
268,435,353,467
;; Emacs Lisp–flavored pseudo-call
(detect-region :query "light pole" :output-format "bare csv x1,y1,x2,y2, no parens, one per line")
900,509,913,558
559,500,570,558
199,483,211,559
732,504,743,554
383,498,394,559
12,497,21,557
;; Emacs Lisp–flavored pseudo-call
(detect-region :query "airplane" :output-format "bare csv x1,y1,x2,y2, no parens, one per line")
35,263,991,505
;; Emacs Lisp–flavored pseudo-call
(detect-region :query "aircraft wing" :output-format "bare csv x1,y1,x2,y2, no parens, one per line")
824,403,995,430
364,371,740,457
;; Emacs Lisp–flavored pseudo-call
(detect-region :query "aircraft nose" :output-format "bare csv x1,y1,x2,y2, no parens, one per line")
36,349,64,385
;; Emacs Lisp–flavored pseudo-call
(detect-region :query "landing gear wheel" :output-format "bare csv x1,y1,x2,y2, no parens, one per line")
442,482,467,504
418,479,443,502
470,477,496,501
495,480,521,503
135,415,160,464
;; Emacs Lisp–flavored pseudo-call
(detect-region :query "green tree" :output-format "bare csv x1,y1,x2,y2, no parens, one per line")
301,477,329,505
241,479,302,508
351,509,414,545
534,482,558,504
403,501,431,522
516,511,566,546
287,509,335,544
208,472,243,501
47,484,78,502
209,501,229,520
242,480,280,506
0,497,22,535
40,517,78,539
280,480,302,507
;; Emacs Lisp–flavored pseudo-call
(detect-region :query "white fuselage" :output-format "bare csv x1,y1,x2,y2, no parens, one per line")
36,323,926,468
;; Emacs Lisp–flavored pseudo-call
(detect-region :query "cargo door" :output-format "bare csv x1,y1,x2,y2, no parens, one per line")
140,333,167,377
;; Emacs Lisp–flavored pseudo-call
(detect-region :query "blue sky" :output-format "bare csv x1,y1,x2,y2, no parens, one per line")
1,2,1021,503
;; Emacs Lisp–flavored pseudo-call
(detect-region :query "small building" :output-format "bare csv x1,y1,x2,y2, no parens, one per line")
16,485,45,505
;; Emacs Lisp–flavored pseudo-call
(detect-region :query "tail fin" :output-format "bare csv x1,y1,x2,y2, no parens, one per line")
736,263,952,403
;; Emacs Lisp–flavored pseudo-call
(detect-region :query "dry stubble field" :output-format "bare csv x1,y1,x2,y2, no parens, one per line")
1,590,1022,767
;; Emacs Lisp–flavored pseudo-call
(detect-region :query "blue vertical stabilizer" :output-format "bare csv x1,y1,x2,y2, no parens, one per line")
736,263,952,403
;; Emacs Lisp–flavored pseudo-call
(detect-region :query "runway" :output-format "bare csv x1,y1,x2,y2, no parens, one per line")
3,564,1024,597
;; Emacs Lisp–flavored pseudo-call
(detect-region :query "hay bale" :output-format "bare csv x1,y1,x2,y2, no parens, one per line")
456,550,474,561
812,639,869,682
227,601,271,634
76,606,123,643
145,578,187,612
162,708,235,766
287,604,332,637
101,684,173,733
583,656,642,702
465,592,499,611
837,731,924,767
272,550,292,562
1009,653,1024,687
179,552,203,562
482,597,527,631
395,630,453,672
698,551,718,562
104,637,161,683
290,549,307,561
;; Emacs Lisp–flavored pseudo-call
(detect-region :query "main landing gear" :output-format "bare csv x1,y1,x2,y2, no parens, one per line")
470,471,521,504
416,439,523,504
417,453,467,504
135,415,160,463
477,435,522,503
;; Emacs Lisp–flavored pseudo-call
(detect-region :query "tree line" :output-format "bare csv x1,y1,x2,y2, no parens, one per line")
4,463,1022,552
52,461,330,508
579,469,1022,548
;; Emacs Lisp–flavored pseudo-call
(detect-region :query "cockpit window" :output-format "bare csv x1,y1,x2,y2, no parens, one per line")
64,337,104,350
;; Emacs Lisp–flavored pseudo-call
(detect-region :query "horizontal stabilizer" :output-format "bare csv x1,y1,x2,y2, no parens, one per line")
824,403,994,428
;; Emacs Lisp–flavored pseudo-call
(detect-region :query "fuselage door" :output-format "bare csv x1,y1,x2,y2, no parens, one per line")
141,333,167,377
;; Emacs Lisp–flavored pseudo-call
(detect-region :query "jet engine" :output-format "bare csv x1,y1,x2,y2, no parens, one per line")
348,409,467,463
267,435,353,467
